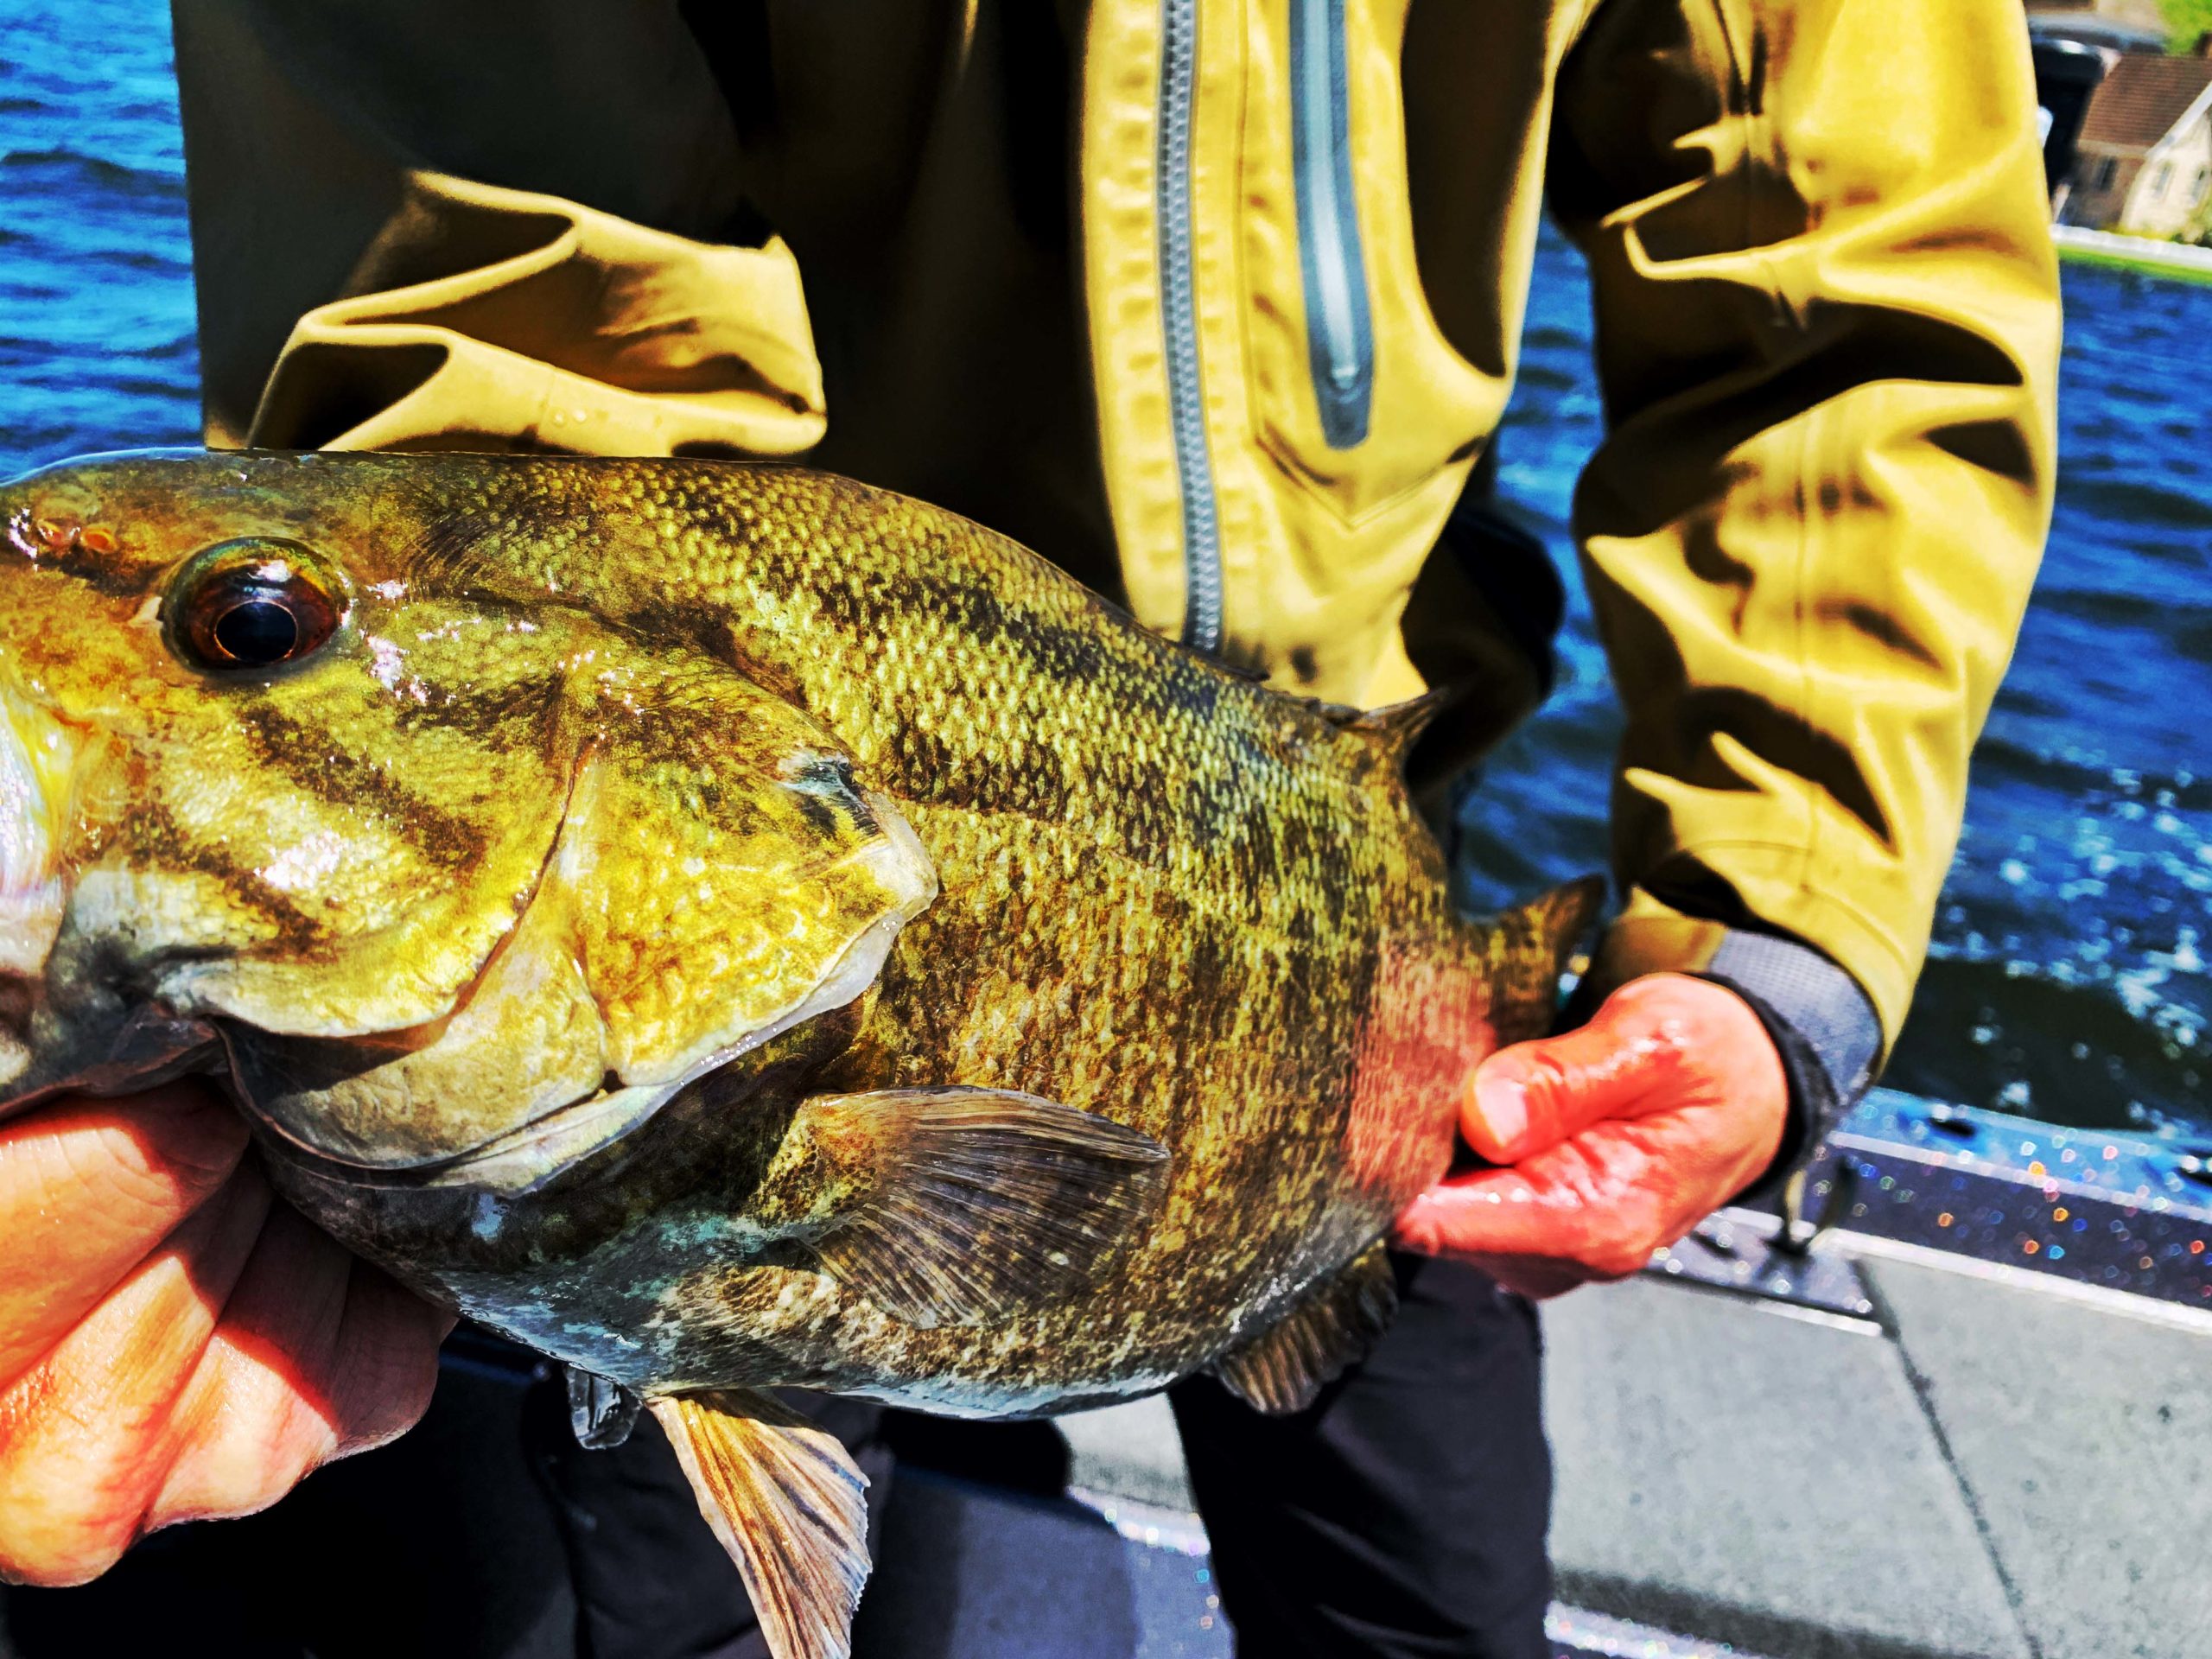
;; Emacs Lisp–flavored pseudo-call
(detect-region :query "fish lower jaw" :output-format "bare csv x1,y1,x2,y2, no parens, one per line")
0,881,60,1096
0,674,86,983
0,976,34,1097
0,880,63,978
245,1068,673,1198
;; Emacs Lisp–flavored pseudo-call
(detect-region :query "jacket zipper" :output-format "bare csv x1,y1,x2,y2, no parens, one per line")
1157,0,1224,655
1291,0,1372,448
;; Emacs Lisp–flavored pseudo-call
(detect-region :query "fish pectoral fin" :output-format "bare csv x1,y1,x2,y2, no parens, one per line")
651,1389,872,1659
1209,1240,1398,1415
794,1086,1171,1329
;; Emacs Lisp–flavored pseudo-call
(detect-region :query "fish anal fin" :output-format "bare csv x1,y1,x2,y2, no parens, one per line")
791,1086,1171,1329
651,1389,871,1659
1210,1241,1399,1415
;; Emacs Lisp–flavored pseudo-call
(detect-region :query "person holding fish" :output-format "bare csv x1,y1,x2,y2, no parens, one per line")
0,3,2056,1656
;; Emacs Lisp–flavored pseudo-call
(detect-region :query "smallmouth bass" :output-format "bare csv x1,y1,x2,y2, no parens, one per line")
0,451,1595,1659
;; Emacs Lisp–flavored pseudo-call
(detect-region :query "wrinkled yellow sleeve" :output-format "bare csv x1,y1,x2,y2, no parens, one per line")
170,0,823,458
1549,0,2060,1049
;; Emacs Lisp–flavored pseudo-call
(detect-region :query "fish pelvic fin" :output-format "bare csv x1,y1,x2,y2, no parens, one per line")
1209,1241,1398,1414
765,1086,1171,1330
1478,874,1608,1051
651,1389,871,1659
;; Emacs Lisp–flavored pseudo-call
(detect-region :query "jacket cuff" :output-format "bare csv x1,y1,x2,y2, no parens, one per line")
1694,929,1883,1205
1565,901,1883,1205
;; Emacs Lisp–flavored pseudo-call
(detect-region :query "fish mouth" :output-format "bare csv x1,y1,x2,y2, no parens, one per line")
0,679,163,1110
0,674,76,982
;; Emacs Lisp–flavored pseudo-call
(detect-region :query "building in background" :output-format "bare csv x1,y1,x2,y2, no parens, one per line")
2029,2,2171,213
2057,48,2212,236
2026,1,2212,239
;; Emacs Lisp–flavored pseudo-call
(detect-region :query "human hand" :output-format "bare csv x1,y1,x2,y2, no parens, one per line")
1392,974,1788,1298
0,1082,450,1586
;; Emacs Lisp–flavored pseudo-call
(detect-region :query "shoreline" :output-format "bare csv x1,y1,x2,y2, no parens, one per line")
2052,224,2212,284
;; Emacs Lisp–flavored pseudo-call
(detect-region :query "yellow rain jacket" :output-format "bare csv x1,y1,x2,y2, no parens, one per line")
170,0,2059,1057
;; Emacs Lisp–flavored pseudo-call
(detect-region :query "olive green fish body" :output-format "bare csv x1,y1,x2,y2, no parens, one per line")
0,453,1590,1418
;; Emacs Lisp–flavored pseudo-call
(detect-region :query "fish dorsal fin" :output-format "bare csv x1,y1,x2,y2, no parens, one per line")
652,1389,871,1659
1209,1241,1398,1415
771,1087,1171,1329
1319,686,1458,770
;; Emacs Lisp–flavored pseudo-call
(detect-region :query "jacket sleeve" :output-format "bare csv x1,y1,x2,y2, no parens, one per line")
1547,0,2061,1058
169,0,823,457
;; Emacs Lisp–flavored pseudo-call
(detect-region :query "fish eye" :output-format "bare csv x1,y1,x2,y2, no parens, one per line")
167,538,346,674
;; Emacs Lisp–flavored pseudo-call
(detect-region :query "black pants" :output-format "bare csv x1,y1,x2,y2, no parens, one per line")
1173,1255,1552,1659
1,1257,1548,1659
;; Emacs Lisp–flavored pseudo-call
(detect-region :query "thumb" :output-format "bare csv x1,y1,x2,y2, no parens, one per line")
1462,974,1704,1162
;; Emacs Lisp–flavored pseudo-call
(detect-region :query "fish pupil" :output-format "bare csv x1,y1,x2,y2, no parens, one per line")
167,538,341,674
213,596,301,664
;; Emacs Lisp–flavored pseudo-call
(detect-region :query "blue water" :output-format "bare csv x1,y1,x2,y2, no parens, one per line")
2,0,2208,1138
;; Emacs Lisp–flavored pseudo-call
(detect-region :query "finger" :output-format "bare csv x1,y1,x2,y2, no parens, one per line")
146,1201,353,1530
1392,1126,1669,1282
0,1083,249,1389
148,1213,448,1531
1460,975,1705,1161
0,1164,271,1585
324,1261,450,1458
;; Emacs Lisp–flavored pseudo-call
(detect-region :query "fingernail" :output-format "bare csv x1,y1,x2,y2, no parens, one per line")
1475,1076,1528,1158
